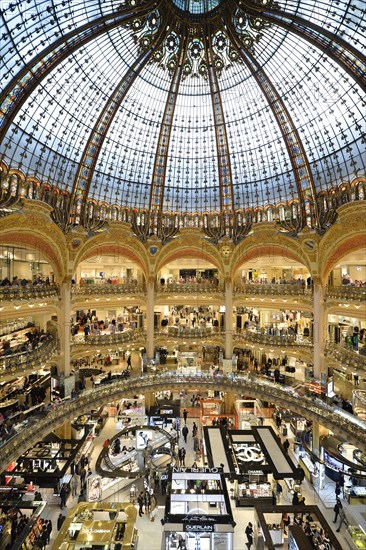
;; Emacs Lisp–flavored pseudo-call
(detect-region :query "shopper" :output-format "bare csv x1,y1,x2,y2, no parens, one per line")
245,522,253,549
57,513,65,530
192,422,198,437
333,498,342,523
335,481,341,498
336,505,347,532
127,354,132,369
137,492,144,516
292,491,299,506
283,439,290,453
178,447,186,466
182,424,189,443
281,512,290,535
276,481,283,503
60,485,67,509
46,520,52,544
183,409,188,423
70,472,79,498
338,472,345,497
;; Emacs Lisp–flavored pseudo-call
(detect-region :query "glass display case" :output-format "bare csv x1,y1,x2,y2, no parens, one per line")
346,526,366,549
235,481,273,507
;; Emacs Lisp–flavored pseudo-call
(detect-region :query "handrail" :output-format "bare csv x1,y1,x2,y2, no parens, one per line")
325,342,366,372
157,283,224,294
0,335,58,374
233,330,313,347
326,285,366,301
234,284,312,297
0,284,59,302
0,372,365,472
72,284,146,296
71,329,146,347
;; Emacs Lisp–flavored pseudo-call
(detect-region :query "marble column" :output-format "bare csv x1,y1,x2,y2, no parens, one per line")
313,281,326,380
146,279,155,361
225,279,233,360
59,282,71,377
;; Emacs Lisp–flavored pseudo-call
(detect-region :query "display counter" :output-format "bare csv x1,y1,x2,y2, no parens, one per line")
52,502,138,550
348,486,366,505
235,481,273,507
298,454,318,483
163,467,235,550
87,473,139,503
346,525,366,549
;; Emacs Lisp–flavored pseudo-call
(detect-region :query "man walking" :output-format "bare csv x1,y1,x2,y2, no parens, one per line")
182,424,189,443
183,409,188,423
245,522,253,549
137,492,144,516
333,498,342,523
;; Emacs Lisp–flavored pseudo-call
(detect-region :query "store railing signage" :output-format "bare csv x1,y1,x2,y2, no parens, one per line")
184,524,215,533
173,467,221,474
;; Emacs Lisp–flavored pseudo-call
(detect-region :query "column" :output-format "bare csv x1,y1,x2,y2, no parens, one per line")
223,391,235,415
146,278,155,361
312,422,328,457
59,282,71,377
313,281,326,380
225,278,233,360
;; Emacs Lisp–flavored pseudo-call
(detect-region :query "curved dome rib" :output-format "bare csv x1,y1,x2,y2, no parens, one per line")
225,18,318,224
150,30,189,214
0,0,160,143
68,16,169,225
204,29,234,214
242,0,366,93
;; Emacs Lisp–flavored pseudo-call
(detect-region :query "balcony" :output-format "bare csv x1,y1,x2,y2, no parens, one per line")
72,283,146,297
0,371,365,471
326,285,366,302
155,327,223,340
325,342,366,372
71,329,146,348
0,284,59,302
156,282,224,295
234,283,312,297
0,335,57,375
234,330,312,347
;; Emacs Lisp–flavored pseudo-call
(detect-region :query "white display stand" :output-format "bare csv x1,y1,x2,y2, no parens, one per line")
177,352,201,374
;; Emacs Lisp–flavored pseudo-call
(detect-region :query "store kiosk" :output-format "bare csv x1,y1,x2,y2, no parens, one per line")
162,467,235,550
52,502,138,549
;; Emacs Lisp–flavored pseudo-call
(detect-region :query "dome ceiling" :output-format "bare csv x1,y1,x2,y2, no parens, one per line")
0,0,365,221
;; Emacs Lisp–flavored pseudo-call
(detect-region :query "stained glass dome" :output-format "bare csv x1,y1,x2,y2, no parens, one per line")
0,0,365,227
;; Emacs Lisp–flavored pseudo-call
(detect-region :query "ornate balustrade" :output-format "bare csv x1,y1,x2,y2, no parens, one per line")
325,342,366,372
234,330,313,347
71,329,146,348
155,327,223,339
72,284,146,297
0,336,58,375
0,284,59,302
157,283,224,294
326,285,366,302
234,283,311,297
0,371,365,472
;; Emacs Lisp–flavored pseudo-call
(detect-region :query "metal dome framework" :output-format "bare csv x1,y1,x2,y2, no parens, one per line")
0,0,365,239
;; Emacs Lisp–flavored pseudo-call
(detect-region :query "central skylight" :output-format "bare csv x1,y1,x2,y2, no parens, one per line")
171,0,223,16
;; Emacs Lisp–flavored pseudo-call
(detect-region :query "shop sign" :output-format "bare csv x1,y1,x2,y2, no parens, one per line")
247,470,264,475
173,467,220,474
81,528,112,534
184,524,215,533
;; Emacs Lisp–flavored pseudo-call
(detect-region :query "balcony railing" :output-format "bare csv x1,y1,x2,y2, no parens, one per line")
71,329,146,347
157,282,224,294
72,283,146,296
326,285,366,302
155,327,223,339
234,283,312,297
325,342,366,372
234,330,313,347
0,284,59,302
0,335,58,374
0,371,365,470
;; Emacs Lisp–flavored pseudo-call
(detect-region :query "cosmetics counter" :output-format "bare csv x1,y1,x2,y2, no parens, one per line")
52,502,138,550
162,467,235,550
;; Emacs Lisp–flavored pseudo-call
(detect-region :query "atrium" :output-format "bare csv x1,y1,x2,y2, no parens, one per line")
0,0,365,549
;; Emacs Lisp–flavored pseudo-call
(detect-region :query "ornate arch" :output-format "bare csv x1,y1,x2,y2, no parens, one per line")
155,230,224,275
320,202,366,282
74,229,150,281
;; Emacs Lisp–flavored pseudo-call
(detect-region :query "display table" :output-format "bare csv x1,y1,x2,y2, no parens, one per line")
236,482,273,507
348,486,366,505
268,527,284,546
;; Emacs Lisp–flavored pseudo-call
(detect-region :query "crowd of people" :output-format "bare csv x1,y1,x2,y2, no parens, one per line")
0,275,53,287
